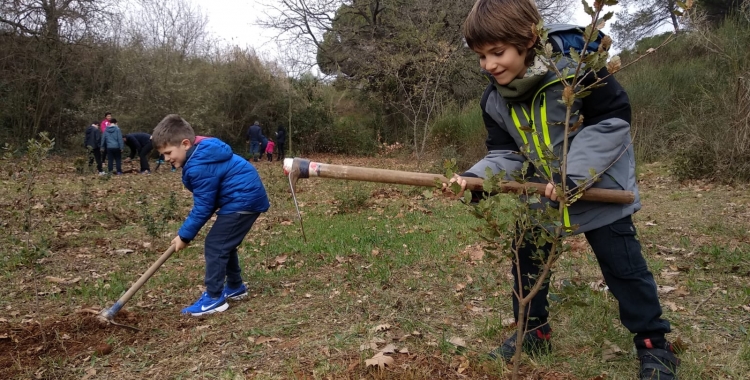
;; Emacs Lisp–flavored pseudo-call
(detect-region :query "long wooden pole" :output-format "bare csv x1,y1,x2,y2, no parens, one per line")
283,158,635,204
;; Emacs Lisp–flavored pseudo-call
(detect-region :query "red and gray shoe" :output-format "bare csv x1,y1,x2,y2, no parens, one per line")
488,328,551,362
638,340,680,380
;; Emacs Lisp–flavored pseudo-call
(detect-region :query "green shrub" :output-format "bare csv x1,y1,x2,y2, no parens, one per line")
618,12,750,181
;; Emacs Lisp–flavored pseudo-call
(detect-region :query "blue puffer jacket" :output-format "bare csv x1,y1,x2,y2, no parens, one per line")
178,138,270,241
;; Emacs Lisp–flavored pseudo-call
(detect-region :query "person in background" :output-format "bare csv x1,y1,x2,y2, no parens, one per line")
246,121,262,162
100,118,124,174
84,121,104,175
265,139,275,162
275,124,286,161
123,132,153,174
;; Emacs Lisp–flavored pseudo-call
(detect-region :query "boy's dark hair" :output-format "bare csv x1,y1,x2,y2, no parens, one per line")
110,118,118,124
92,121,99,125
105,112,112,117
151,114,196,149
463,0,541,67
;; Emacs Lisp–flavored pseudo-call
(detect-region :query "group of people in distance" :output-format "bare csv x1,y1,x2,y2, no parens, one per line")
246,120,286,162
77,0,681,378
84,112,158,175
84,114,287,175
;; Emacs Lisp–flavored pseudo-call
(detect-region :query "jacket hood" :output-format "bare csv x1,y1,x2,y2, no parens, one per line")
105,125,118,133
186,138,233,166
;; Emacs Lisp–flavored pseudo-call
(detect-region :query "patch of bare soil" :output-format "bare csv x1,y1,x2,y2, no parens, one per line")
0,309,141,378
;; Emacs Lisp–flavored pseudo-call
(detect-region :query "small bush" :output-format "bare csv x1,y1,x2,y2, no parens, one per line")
430,102,486,171
334,185,370,214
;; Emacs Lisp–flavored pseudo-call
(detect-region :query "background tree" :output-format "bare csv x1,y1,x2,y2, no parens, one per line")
611,0,684,46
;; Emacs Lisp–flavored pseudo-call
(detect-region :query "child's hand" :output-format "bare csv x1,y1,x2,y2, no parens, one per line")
171,235,188,252
545,182,559,201
442,174,467,199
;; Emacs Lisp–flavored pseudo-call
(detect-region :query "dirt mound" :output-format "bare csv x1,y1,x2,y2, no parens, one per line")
0,309,141,378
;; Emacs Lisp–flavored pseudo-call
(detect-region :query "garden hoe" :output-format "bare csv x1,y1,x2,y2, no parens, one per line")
81,245,176,331
282,157,635,203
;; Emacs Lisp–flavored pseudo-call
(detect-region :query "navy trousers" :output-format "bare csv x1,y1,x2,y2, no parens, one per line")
204,212,259,298
512,215,671,342
106,149,122,173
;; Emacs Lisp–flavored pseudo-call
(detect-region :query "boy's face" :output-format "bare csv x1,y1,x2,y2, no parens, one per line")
105,114,112,121
473,41,533,86
157,139,192,168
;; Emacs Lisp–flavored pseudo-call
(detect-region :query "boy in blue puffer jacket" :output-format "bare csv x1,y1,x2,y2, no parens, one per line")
152,114,270,316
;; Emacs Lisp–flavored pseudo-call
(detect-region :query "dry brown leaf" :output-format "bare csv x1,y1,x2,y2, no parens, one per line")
456,356,470,374
664,301,679,312
371,249,380,256
398,347,409,354
380,344,396,354
455,283,466,292
81,368,97,380
274,255,287,265
365,352,394,370
449,337,466,347
195,325,211,331
280,220,293,226
255,336,282,345
658,285,676,294
372,324,392,332
397,334,411,342
359,342,378,351
501,318,516,327
466,275,473,284
602,339,624,361
113,249,134,255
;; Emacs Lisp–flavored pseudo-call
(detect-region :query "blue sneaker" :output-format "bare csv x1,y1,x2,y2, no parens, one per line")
181,292,228,316
223,283,247,300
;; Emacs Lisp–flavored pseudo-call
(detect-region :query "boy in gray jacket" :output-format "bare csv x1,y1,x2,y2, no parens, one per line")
447,0,679,379
100,118,124,174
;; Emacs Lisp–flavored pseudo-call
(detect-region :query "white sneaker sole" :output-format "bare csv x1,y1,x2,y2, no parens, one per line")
226,292,247,301
184,302,229,317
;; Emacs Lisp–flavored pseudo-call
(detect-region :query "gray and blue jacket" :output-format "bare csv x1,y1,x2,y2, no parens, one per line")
100,125,124,151
465,49,640,234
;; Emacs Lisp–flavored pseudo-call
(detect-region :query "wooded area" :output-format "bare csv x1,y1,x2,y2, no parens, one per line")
1,0,747,171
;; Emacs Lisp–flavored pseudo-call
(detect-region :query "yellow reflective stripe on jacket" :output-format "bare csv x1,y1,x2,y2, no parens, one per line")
510,107,529,146
507,76,576,229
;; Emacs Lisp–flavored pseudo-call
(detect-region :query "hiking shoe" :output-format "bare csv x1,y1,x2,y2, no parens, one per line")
181,292,228,316
98,171,106,176
141,170,150,174
223,283,248,300
488,328,552,362
639,344,679,380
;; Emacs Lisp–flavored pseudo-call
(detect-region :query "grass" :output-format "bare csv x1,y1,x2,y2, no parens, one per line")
0,155,749,379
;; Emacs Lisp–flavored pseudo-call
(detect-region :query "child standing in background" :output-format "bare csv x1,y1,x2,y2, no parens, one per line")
84,121,104,175
265,139,275,162
100,118,124,174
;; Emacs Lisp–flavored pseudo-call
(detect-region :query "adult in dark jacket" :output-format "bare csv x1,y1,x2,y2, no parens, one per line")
84,121,103,174
124,132,153,173
275,125,286,161
246,121,262,162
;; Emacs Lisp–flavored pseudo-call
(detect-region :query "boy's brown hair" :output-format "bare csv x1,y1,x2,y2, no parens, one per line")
151,114,196,149
463,0,541,66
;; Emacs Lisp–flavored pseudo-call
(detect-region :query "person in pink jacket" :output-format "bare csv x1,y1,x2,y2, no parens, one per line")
265,139,275,162
100,112,112,133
